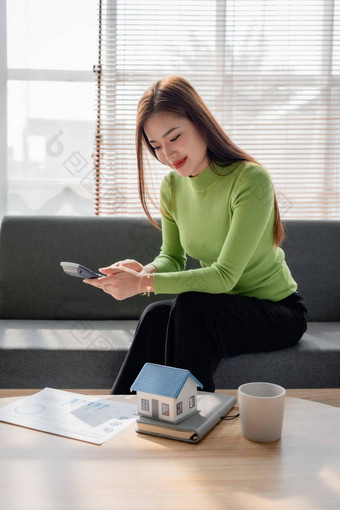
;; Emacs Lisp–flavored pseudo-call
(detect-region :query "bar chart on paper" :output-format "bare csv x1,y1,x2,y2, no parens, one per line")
0,388,137,444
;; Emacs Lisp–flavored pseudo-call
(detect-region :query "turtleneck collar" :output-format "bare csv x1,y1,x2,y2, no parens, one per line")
187,162,239,192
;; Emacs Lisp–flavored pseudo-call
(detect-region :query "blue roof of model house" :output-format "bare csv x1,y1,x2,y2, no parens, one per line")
131,363,203,398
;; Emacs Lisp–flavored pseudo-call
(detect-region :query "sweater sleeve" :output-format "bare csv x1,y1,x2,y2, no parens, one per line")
149,174,187,273
153,166,274,294
150,213,187,273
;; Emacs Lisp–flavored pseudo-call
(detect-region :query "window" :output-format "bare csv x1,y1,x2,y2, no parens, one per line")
4,1,340,218
161,403,169,416
176,402,183,416
189,396,195,409
95,0,340,219
5,0,97,215
141,399,149,412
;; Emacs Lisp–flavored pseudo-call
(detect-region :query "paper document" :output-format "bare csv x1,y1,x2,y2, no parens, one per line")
0,388,137,445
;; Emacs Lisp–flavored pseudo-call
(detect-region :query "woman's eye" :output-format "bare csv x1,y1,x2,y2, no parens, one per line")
170,134,180,142
151,133,180,150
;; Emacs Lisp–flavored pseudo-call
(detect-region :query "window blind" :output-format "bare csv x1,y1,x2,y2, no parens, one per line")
93,0,340,219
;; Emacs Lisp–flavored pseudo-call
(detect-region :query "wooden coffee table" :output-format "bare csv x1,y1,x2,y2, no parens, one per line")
0,389,339,510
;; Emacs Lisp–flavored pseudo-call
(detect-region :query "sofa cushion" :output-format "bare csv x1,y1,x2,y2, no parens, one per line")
1,320,339,389
0,319,138,388
281,220,340,321
214,322,340,388
1,216,340,321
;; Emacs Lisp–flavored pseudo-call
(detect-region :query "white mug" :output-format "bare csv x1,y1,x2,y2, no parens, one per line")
237,382,286,442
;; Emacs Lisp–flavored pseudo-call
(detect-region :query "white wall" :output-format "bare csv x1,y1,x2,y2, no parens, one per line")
0,0,7,219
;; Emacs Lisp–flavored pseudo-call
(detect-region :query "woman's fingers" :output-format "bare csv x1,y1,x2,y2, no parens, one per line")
100,259,144,273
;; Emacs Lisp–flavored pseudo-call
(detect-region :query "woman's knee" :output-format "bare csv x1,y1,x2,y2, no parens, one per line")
140,299,172,322
171,291,207,314
135,300,173,343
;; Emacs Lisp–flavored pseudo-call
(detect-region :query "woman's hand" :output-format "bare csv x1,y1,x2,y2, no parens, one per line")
100,259,144,274
83,266,141,301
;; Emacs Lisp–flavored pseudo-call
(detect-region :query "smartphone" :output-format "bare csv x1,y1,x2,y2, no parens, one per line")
60,262,104,279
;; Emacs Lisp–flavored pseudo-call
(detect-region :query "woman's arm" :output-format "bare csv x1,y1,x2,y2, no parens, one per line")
149,215,187,274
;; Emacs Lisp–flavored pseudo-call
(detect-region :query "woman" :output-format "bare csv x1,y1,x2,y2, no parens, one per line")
84,76,308,394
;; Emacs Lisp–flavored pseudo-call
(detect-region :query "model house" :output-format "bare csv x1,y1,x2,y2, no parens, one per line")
131,363,203,424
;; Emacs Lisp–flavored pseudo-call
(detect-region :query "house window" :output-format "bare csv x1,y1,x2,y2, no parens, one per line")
176,402,183,416
161,403,169,416
141,399,149,412
189,396,195,409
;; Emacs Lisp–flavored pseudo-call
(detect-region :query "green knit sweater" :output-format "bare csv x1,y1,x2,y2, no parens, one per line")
150,161,297,301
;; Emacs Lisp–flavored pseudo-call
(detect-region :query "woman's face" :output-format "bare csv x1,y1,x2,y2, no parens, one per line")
143,111,209,178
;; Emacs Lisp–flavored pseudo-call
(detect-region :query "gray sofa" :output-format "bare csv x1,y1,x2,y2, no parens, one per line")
0,215,339,389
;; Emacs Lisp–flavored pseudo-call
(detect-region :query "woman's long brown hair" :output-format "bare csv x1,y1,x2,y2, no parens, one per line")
136,76,284,246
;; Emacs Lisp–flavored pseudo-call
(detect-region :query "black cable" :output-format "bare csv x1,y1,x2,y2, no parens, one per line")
220,413,240,421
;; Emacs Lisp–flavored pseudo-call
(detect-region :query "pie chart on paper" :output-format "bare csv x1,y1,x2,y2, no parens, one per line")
14,404,47,416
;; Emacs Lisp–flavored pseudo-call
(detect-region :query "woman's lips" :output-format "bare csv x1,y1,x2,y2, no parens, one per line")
173,157,187,169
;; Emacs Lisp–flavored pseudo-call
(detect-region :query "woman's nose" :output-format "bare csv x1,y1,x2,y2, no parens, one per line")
164,144,175,162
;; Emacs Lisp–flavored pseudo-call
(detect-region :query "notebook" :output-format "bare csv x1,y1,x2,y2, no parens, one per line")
135,391,236,443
